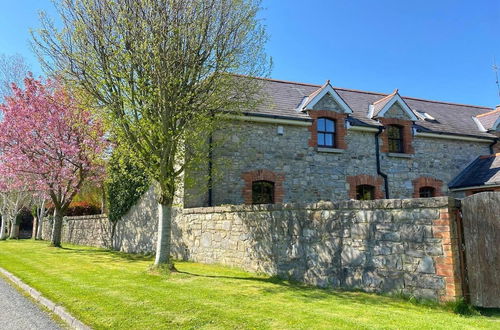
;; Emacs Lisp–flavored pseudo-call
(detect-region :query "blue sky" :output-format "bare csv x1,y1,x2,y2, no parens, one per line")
1,0,499,107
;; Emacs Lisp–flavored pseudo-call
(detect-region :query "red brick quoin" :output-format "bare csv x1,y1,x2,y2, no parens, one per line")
412,177,444,198
432,208,463,301
307,110,348,149
346,174,384,199
241,169,285,205
379,118,414,154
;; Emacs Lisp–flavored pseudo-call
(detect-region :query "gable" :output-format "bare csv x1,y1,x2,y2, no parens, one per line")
371,93,419,121
302,82,353,114
312,93,344,112
384,103,413,120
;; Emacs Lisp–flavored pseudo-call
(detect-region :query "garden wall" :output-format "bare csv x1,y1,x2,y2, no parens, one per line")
42,195,463,301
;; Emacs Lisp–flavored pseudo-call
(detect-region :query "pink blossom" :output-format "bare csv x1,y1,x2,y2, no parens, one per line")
0,75,108,211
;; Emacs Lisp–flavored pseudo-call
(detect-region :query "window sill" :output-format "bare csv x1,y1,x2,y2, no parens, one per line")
387,152,413,158
317,147,345,154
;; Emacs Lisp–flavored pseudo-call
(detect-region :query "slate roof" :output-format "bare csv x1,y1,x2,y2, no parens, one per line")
248,76,498,139
476,109,500,130
371,89,398,116
449,154,500,189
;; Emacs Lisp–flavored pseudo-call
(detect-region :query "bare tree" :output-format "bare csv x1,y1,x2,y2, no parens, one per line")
0,53,30,102
33,0,269,268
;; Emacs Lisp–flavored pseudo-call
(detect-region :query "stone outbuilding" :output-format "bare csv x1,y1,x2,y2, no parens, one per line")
185,76,500,207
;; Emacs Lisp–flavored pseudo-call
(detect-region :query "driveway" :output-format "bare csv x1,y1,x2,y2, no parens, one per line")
0,276,61,329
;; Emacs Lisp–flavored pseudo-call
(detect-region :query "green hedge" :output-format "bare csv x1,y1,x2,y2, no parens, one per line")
106,150,150,223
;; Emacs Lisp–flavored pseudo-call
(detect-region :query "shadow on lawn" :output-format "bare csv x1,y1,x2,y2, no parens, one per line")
175,270,433,309
59,246,154,263
57,246,500,318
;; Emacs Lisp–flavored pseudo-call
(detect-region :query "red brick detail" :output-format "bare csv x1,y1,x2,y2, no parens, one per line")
241,169,285,205
307,110,348,149
379,118,414,154
432,208,463,302
346,174,384,199
412,177,444,198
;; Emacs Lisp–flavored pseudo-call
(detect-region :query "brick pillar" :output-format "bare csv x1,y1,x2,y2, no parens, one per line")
432,205,463,301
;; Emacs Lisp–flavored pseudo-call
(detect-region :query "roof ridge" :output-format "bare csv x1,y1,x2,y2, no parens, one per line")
372,89,398,105
234,75,495,111
476,108,500,118
399,96,493,110
230,74,322,88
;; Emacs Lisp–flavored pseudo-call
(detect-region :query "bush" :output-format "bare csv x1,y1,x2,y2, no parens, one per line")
106,149,150,223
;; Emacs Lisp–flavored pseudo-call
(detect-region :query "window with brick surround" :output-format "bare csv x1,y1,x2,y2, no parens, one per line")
379,118,414,154
242,169,284,205
419,186,436,198
252,180,274,204
356,185,375,200
307,111,347,149
387,125,404,153
412,177,443,198
317,118,335,148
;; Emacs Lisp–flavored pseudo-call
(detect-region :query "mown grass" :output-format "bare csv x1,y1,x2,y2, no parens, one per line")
0,240,498,329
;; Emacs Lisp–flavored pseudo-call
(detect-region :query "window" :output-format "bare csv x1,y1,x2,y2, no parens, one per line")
419,186,436,198
387,125,404,153
317,118,335,148
356,185,375,201
252,181,275,204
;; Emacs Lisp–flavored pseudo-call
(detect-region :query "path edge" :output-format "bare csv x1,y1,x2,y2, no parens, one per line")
0,267,91,330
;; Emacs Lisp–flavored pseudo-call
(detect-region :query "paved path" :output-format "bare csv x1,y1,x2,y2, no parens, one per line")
0,276,61,330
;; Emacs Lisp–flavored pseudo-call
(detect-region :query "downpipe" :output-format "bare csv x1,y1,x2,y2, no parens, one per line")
375,127,390,199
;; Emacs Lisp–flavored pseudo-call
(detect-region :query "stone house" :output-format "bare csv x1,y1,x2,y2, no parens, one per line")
185,77,500,207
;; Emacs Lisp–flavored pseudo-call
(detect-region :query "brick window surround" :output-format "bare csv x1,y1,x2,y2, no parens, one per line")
379,118,414,154
347,174,384,199
242,169,285,205
412,177,444,198
308,111,348,149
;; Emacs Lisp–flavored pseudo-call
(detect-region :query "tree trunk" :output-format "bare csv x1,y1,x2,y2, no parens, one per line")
0,217,7,240
32,217,38,240
154,203,173,266
36,215,44,240
9,219,19,239
50,208,64,247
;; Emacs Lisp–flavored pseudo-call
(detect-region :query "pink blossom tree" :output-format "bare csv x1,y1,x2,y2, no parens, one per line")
0,76,108,247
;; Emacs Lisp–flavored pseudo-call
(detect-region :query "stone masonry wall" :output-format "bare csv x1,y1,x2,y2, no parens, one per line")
172,197,462,301
44,196,463,302
186,120,491,207
42,214,111,248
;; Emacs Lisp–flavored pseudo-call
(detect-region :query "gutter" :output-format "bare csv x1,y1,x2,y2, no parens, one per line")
449,184,500,192
375,127,389,198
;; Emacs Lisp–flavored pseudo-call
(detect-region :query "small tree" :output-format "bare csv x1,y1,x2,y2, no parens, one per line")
0,53,30,101
31,191,49,240
0,174,33,240
34,0,269,267
0,76,108,247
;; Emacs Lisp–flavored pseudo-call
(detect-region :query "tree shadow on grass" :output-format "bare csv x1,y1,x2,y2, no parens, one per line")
59,246,154,263
174,270,443,311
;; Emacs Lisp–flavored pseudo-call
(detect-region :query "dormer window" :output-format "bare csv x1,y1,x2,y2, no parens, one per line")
387,125,404,153
317,118,335,148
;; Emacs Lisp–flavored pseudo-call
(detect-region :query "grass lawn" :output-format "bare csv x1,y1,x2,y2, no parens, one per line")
0,240,498,329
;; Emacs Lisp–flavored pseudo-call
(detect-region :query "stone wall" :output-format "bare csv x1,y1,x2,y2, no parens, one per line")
42,214,111,248
185,120,490,207
44,196,462,302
